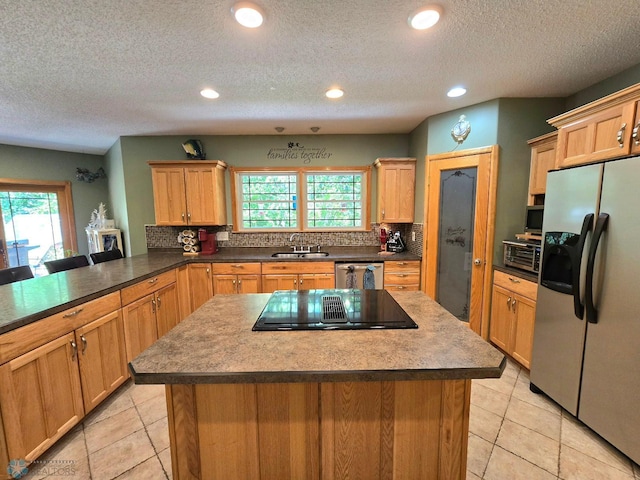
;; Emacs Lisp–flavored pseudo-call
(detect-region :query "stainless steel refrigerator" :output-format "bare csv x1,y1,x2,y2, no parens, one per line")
530,156,640,464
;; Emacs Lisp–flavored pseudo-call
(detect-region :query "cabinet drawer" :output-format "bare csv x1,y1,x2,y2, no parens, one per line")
493,271,537,300
384,272,420,286
0,292,121,364
211,262,261,275
121,270,177,305
384,260,420,273
262,261,334,275
385,284,420,292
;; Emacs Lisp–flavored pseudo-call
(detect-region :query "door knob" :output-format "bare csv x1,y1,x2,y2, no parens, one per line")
474,258,482,266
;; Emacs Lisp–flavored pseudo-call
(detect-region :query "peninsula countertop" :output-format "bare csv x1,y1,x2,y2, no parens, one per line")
129,290,505,384
0,247,419,335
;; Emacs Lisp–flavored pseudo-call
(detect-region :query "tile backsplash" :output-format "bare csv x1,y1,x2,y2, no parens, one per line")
146,223,423,257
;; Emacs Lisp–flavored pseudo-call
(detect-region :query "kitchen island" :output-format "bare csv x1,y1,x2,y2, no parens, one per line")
130,290,505,480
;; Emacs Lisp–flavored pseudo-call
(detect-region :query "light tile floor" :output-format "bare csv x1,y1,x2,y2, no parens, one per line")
20,359,640,479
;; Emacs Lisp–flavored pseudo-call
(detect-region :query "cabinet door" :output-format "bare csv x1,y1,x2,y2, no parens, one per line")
299,273,335,290
529,140,557,196
176,264,192,319
212,274,238,294
557,102,636,167
156,283,180,338
122,294,159,363
75,310,127,413
151,167,187,225
631,101,640,156
188,263,213,311
511,295,536,369
184,166,227,225
237,274,261,293
489,285,514,353
378,162,415,223
0,332,84,462
262,274,297,293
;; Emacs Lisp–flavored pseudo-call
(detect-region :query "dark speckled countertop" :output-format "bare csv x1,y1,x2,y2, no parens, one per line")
0,247,419,335
129,291,505,384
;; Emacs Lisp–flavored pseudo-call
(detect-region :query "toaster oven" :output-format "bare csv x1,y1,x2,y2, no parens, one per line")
503,240,541,273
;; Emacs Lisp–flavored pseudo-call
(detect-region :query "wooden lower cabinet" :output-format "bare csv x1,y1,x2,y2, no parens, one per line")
0,332,84,463
188,263,213,311
75,310,128,412
166,379,471,480
383,260,421,291
489,271,537,369
121,270,181,362
211,263,262,294
261,262,335,293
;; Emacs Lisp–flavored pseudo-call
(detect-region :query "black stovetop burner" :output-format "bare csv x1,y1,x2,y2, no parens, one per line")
252,289,418,331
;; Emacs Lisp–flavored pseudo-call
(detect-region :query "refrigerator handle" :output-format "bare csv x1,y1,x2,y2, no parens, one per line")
572,213,594,319
585,213,609,324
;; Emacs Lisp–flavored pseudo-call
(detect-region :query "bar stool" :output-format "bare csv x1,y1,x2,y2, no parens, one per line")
90,249,123,264
0,265,34,285
44,255,90,274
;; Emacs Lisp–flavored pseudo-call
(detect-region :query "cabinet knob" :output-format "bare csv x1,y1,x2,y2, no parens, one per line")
508,276,521,284
617,123,627,148
512,299,516,309
148,277,158,284
507,296,512,310
633,122,640,146
80,335,87,355
70,339,78,360
63,308,84,318
381,209,385,219
157,296,162,308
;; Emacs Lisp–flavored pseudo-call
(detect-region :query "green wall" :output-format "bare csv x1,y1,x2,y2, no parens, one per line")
0,144,108,256
565,63,640,110
116,134,409,255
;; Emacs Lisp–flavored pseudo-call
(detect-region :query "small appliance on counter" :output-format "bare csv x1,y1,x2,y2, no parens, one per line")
503,238,541,273
386,231,405,253
198,228,218,255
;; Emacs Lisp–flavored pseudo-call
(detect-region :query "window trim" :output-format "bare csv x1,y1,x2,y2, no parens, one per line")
230,166,371,232
0,178,78,265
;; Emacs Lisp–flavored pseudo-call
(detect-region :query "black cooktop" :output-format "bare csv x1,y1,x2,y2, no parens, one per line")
252,289,418,331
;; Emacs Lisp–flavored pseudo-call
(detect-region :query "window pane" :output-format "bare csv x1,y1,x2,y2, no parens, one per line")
240,173,297,229
306,173,363,229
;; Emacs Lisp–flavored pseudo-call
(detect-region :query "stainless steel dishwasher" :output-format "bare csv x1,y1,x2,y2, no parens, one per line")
335,262,384,289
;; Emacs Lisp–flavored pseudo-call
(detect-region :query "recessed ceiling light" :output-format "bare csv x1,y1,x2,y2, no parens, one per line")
326,88,344,99
231,2,264,28
447,86,467,98
408,5,442,30
200,88,220,99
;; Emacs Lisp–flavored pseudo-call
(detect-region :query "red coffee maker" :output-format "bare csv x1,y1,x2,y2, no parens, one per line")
198,228,218,255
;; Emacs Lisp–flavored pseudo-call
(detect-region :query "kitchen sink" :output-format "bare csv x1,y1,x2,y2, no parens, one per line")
271,252,330,258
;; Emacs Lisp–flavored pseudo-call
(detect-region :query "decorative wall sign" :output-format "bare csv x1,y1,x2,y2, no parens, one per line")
267,142,334,163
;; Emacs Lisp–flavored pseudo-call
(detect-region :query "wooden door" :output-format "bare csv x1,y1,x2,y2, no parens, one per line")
151,167,187,225
237,274,261,293
122,294,158,362
185,167,216,225
0,332,84,462
75,310,127,412
423,146,498,337
489,285,514,353
511,294,536,369
188,263,213,311
299,273,335,290
156,282,180,337
262,274,298,293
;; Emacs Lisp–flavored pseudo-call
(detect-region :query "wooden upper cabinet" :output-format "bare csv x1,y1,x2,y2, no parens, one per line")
549,83,640,168
374,158,416,223
149,160,227,226
527,132,557,205
632,100,640,156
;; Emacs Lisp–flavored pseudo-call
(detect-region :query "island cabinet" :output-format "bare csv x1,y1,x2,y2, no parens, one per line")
149,160,227,226
489,270,537,369
121,269,179,362
211,262,261,294
549,83,640,168
383,260,421,291
374,158,416,223
187,263,214,312
0,292,124,464
261,262,335,293
527,132,557,205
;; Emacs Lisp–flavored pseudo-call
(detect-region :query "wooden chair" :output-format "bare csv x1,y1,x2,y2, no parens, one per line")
44,255,90,274
90,249,123,264
0,265,34,285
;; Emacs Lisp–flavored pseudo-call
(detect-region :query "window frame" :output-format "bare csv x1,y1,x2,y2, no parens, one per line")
230,166,371,233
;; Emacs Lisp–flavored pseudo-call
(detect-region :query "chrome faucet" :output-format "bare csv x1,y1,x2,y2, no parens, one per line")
289,233,300,242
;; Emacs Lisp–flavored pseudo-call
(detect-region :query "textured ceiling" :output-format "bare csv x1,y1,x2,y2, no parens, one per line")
1,0,639,155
